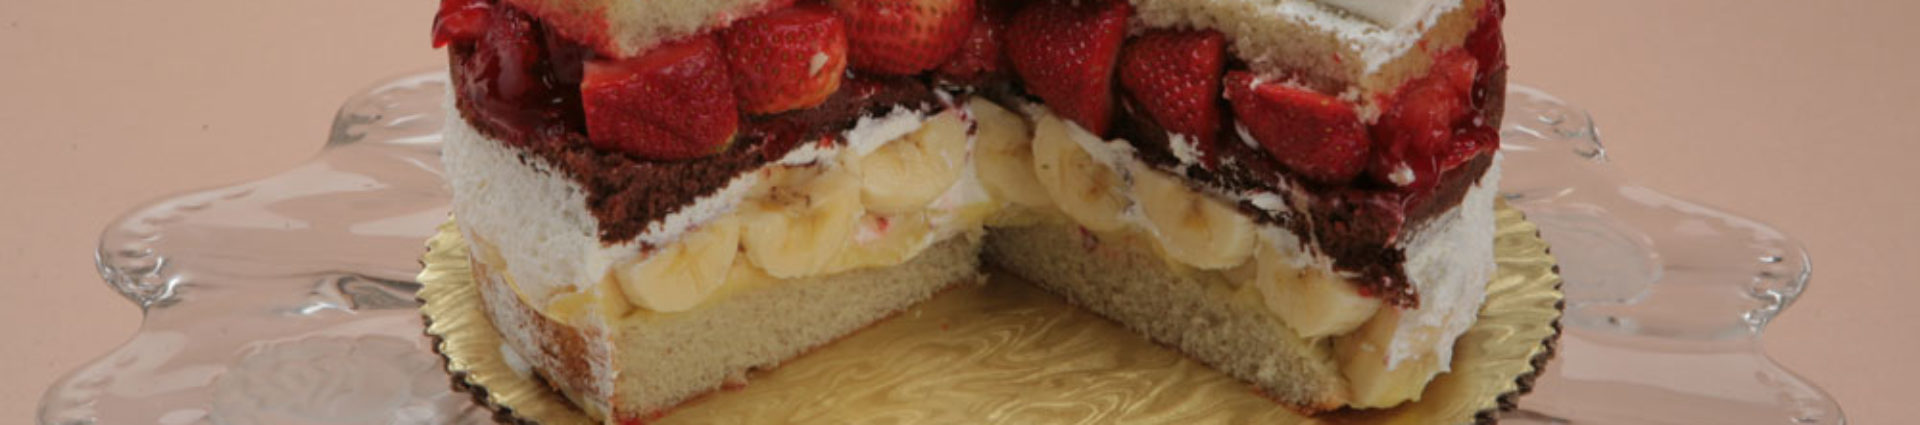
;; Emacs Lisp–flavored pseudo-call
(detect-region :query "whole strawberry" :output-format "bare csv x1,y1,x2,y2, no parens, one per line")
1119,29,1227,166
720,3,848,115
1005,0,1131,135
1224,71,1371,184
830,0,976,76
582,35,741,160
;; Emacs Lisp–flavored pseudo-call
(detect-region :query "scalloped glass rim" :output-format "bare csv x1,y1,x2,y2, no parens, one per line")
38,71,1844,425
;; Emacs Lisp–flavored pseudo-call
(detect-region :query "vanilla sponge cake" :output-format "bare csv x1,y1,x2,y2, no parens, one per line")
432,0,1510,422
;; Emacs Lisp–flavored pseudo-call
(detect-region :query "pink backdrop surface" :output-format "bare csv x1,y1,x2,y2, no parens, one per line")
2,1,1913,423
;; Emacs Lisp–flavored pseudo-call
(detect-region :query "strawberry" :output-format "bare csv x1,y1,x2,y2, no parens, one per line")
452,3,566,139
933,7,1004,83
829,0,976,75
1004,0,1132,135
1223,71,1371,184
582,35,741,160
432,0,492,48
1118,29,1227,166
1464,0,1506,129
719,3,847,115
1368,50,1477,186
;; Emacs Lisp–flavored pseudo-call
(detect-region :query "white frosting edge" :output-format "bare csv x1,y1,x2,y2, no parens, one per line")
1389,155,1499,370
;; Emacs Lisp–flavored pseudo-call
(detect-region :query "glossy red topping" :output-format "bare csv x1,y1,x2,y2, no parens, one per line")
719,3,848,115
829,0,977,76
581,36,740,160
1368,50,1478,188
1118,29,1227,167
1004,0,1132,135
1224,72,1372,184
431,0,492,48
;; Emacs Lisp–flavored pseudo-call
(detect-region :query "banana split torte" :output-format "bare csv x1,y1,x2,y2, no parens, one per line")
431,0,1509,422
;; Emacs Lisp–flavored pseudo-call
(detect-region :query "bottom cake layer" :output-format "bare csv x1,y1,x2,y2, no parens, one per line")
985,222,1350,412
471,234,985,422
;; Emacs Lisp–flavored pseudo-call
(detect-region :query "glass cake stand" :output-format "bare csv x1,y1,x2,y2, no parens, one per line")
38,71,1845,425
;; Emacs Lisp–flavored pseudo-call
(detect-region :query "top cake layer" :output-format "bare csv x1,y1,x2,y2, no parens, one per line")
506,0,1484,94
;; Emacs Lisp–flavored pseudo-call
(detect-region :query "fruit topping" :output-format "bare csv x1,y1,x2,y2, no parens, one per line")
582,35,741,160
1224,72,1371,185
452,3,574,140
432,0,493,48
933,5,1006,84
829,0,977,76
1368,50,1477,187
719,3,849,115
1005,0,1131,136
1465,0,1507,129
1118,29,1227,167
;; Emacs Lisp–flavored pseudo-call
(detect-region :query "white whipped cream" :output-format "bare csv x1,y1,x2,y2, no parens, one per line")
845,106,926,158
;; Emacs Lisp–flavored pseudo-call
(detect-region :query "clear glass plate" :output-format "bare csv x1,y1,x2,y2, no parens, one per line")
38,71,1845,425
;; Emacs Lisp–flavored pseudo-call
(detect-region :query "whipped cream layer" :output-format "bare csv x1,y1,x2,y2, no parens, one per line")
445,100,983,309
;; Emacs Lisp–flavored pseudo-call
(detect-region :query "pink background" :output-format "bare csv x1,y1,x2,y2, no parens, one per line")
2,1,1914,423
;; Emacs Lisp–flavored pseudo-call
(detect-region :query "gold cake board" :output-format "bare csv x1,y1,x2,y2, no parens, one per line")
420,203,1562,424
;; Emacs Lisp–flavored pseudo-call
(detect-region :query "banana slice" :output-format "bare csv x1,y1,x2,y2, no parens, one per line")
1252,237,1382,338
1133,167,1255,269
823,211,935,274
612,215,743,312
1335,308,1445,408
740,165,864,279
1030,113,1129,232
968,98,1053,209
858,108,971,214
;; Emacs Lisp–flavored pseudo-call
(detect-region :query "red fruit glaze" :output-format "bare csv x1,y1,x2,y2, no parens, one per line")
1118,29,1226,166
1368,50,1476,188
1224,71,1371,184
830,0,977,76
934,7,1005,84
582,36,741,160
432,0,493,48
1465,0,1507,127
719,3,848,115
1005,0,1132,135
452,3,575,141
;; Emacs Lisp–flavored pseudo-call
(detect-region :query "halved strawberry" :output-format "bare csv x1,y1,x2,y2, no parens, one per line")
432,0,492,48
829,0,976,75
1118,29,1227,166
1004,0,1131,135
1224,71,1371,184
1368,50,1477,186
933,7,1004,84
719,3,847,115
582,35,741,160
